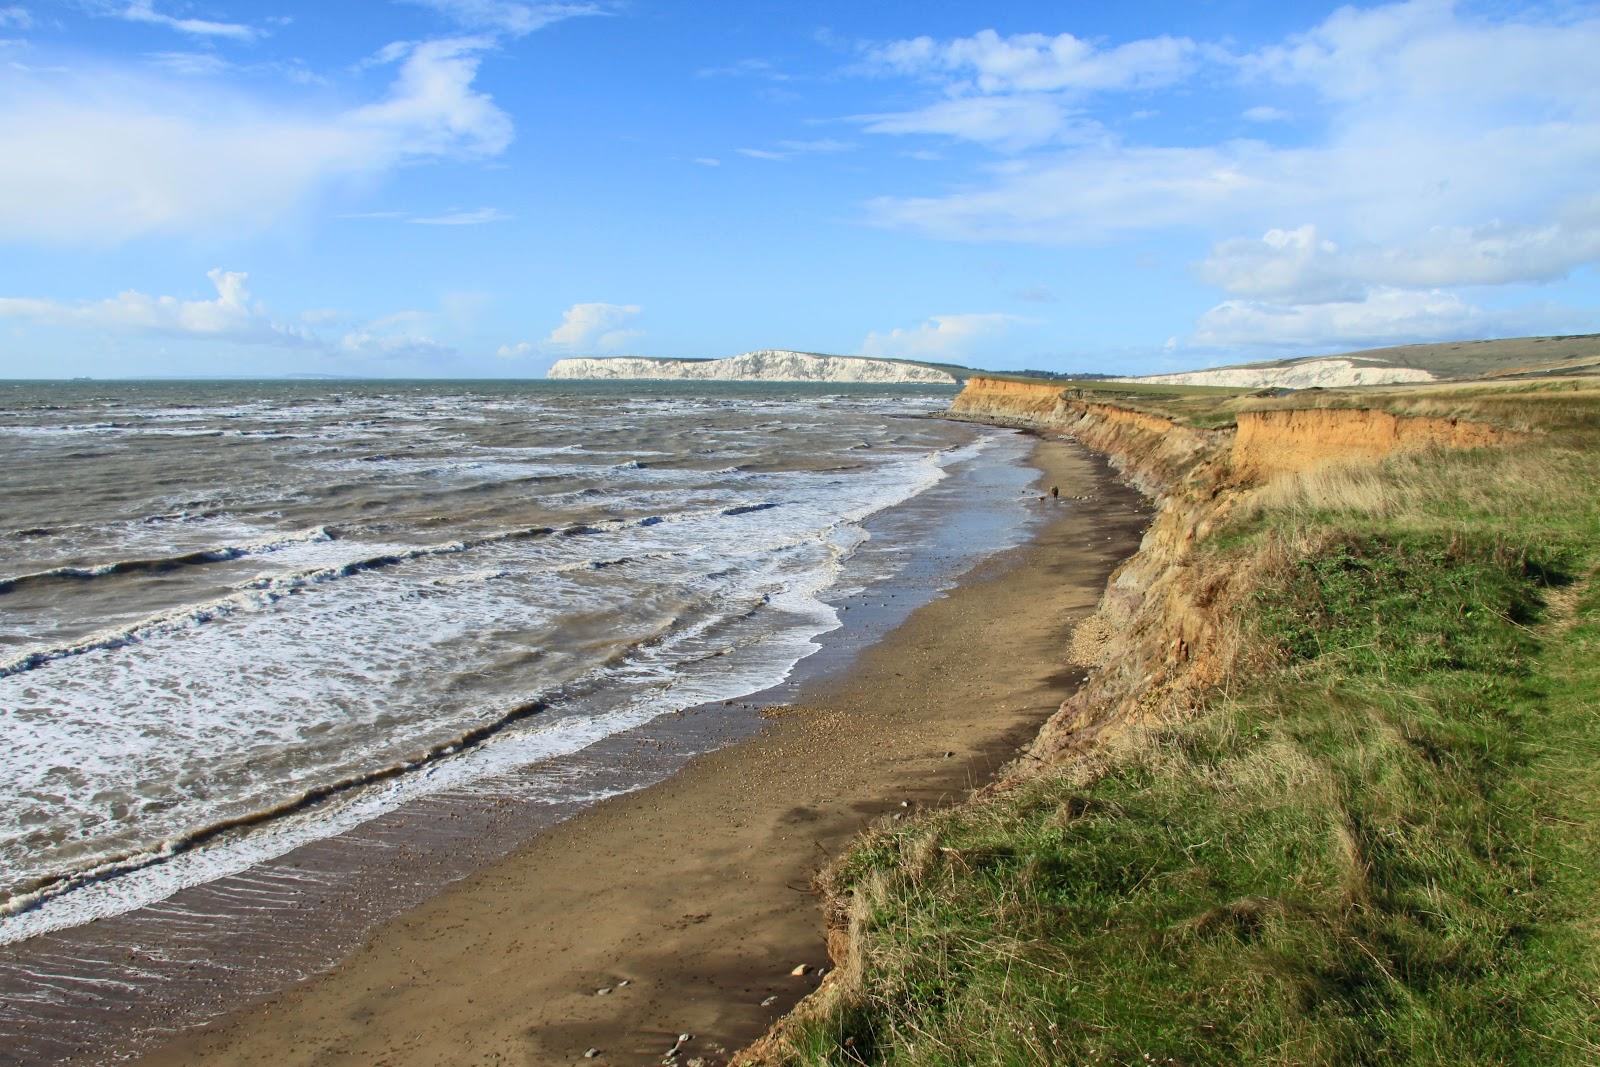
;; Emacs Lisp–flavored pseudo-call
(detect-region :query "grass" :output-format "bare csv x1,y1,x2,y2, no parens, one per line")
779,392,1600,1066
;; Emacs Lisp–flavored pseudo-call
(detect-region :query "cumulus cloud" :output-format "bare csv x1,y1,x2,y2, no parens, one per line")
1201,211,1600,304
546,302,642,351
0,36,514,243
402,0,609,37
849,29,1198,152
860,313,1022,360
865,3,1600,250
865,28,1198,95
0,269,316,346
339,328,454,361
856,2,1600,349
0,270,463,360
1192,288,1496,349
496,340,534,358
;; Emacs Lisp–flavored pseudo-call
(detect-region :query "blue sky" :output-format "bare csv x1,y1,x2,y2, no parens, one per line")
1,0,1598,377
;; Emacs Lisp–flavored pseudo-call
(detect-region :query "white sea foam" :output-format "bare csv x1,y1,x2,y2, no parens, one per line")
0,387,983,939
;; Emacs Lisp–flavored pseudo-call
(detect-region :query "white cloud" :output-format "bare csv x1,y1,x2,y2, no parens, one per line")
142,50,327,85
144,50,232,76
855,95,1076,151
0,36,514,243
546,302,642,351
402,0,608,37
339,328,454,361
345,37,512,157
862,3,1600,251
340,205,511,225
409,206,511,225
860,313,1022,360
1199,224,1358,303
118,1,260,41
0,269,315,346
1241,0,1600,108
0,6,31,29
1241,105,1289,122
693,156,721,166
1201,210,1600,303
496,340,533,358
850,29,1199,152
697,58,791,81
866,141,1272,242
0,270,466,360
1192,287,1496,349
734,139,853,162
866,28,1198,95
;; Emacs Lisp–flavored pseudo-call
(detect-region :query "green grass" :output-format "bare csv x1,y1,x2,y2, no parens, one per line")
975,373,1250,398
783,414,1600,1065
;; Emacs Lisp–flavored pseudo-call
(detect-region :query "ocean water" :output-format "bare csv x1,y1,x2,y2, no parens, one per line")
0,379,1000,943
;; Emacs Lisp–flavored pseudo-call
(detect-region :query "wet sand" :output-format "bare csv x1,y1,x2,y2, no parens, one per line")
134,434,1149,1067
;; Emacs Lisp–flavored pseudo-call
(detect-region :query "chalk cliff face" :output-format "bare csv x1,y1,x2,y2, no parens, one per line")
1115,358,1434,390
546,350,958,384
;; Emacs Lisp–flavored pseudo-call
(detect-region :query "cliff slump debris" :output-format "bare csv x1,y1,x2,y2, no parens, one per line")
546,350,958,385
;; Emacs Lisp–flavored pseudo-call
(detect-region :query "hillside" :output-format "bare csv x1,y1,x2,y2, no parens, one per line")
546,351,963,385
745,372,1600,1065
1119,332,1600,389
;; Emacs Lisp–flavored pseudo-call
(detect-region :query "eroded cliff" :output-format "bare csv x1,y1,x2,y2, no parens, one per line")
949,376,1525,766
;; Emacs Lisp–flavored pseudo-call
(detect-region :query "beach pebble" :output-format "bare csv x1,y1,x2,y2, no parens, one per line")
617,979,630,987
583,1049,600,1059
596,987,612,996
790,964,809,976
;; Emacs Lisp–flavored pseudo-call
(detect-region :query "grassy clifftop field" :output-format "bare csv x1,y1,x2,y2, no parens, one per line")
750,376,1600,1066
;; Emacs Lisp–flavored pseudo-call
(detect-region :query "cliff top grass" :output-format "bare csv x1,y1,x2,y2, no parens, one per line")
977,372,1600,435
776,381,1600,1066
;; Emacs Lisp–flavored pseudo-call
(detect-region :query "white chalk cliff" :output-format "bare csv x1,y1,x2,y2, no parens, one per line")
546,350,958,384
1115,358,1434,390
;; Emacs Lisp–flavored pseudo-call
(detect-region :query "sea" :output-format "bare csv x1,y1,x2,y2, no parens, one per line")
0,379,1047,1063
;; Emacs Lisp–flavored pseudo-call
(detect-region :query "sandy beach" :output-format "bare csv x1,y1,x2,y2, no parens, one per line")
132,433,1148,1067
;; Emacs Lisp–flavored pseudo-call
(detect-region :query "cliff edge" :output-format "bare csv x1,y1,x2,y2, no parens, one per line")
738,372,1584,1065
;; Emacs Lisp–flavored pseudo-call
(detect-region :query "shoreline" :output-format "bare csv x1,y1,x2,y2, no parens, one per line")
120,432,1147,1066
2,412,1020,1066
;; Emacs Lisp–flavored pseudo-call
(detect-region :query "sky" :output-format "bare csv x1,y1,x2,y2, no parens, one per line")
1,0,1598,378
